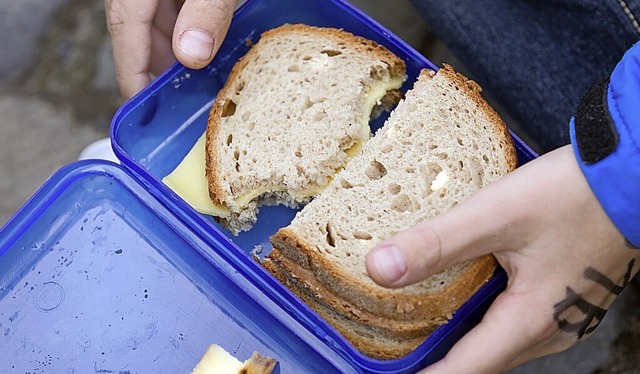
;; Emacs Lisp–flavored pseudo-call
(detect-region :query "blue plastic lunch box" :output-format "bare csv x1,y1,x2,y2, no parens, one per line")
0,0,538,373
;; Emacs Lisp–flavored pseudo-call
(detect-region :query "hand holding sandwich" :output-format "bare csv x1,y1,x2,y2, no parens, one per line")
104,0,236,99
367,145,640,374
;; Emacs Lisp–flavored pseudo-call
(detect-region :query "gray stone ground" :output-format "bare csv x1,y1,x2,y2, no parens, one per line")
0,0,639,372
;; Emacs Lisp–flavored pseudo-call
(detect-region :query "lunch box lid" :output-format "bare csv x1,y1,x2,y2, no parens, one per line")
0,160,362,373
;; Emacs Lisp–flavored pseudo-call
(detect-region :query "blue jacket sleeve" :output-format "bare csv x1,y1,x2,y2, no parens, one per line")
571,41,640,248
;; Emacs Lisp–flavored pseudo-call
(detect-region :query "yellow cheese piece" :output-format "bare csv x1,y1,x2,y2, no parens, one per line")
162,77,404,217
162,134,230,218
352,75,405,155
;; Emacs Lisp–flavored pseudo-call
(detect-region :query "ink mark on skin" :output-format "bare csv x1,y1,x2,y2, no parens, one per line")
553,259,635,339
584,258,634,295
553,287,606,338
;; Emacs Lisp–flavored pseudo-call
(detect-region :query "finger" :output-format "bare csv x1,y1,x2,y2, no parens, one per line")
366,172,527,288
105,0,160,99
148,0,179,76
172,0,236,69
150,24,177,76
154,0,180,39
419,291,557,374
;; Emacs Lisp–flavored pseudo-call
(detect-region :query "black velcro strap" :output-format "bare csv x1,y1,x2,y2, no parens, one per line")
574,77,619,164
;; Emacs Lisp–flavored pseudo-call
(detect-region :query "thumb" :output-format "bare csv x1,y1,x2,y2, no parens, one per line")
365,174,524,288
172,0,236,69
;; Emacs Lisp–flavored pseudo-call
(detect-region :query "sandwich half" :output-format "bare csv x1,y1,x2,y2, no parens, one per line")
205,24,406,234
263,65,518,359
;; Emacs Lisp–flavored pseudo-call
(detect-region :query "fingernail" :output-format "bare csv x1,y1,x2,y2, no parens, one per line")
368,245,407,284
179,29,214,62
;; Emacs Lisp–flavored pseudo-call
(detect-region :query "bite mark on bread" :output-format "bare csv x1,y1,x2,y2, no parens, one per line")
205,24,406,234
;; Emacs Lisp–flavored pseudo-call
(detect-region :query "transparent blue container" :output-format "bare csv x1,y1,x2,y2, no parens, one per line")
0,0,538,373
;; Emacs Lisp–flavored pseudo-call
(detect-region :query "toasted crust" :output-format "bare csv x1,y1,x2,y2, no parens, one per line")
262,258,427,360
261,24,406,78
205,24,407,207
270,228,497,321
267,248,440,339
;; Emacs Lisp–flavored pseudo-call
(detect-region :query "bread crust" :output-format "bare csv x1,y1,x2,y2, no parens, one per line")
270,228,497,321
262,258,427,360
267,248,442,339
435,65,518,173
205,24,407,208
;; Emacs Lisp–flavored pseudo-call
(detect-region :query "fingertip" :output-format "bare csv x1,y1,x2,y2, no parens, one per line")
366,244,408,287
172,0,236,70
175,28,215,69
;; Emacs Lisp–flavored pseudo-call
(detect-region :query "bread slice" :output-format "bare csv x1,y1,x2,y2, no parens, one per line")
264,65,518,359
265,248,442,338
205,24,406,234
262,258,427,359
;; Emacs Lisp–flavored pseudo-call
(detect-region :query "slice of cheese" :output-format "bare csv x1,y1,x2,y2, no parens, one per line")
162,135,230,218
162,78,404,217
191,344,244,373
355,75,405,153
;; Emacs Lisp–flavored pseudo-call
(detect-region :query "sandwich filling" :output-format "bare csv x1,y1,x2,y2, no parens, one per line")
162,76,404,218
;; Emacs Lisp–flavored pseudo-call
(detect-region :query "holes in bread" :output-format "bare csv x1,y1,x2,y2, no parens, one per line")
421,162,443,194
391,194,418,213
287,64,300,72
302,96,314,110
313,110,327,121
428,162,443,174
325,222,337,248
226,134,233,146
388,183,401,195
221,100,237,117
233,149,241,171
321,49,342,57
340,178,353,189
234,81,245,95
337,230,349,241
471,156,485,182
353,230,372,241
369,65,387,80
381,144,393,154
365,159,387,180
